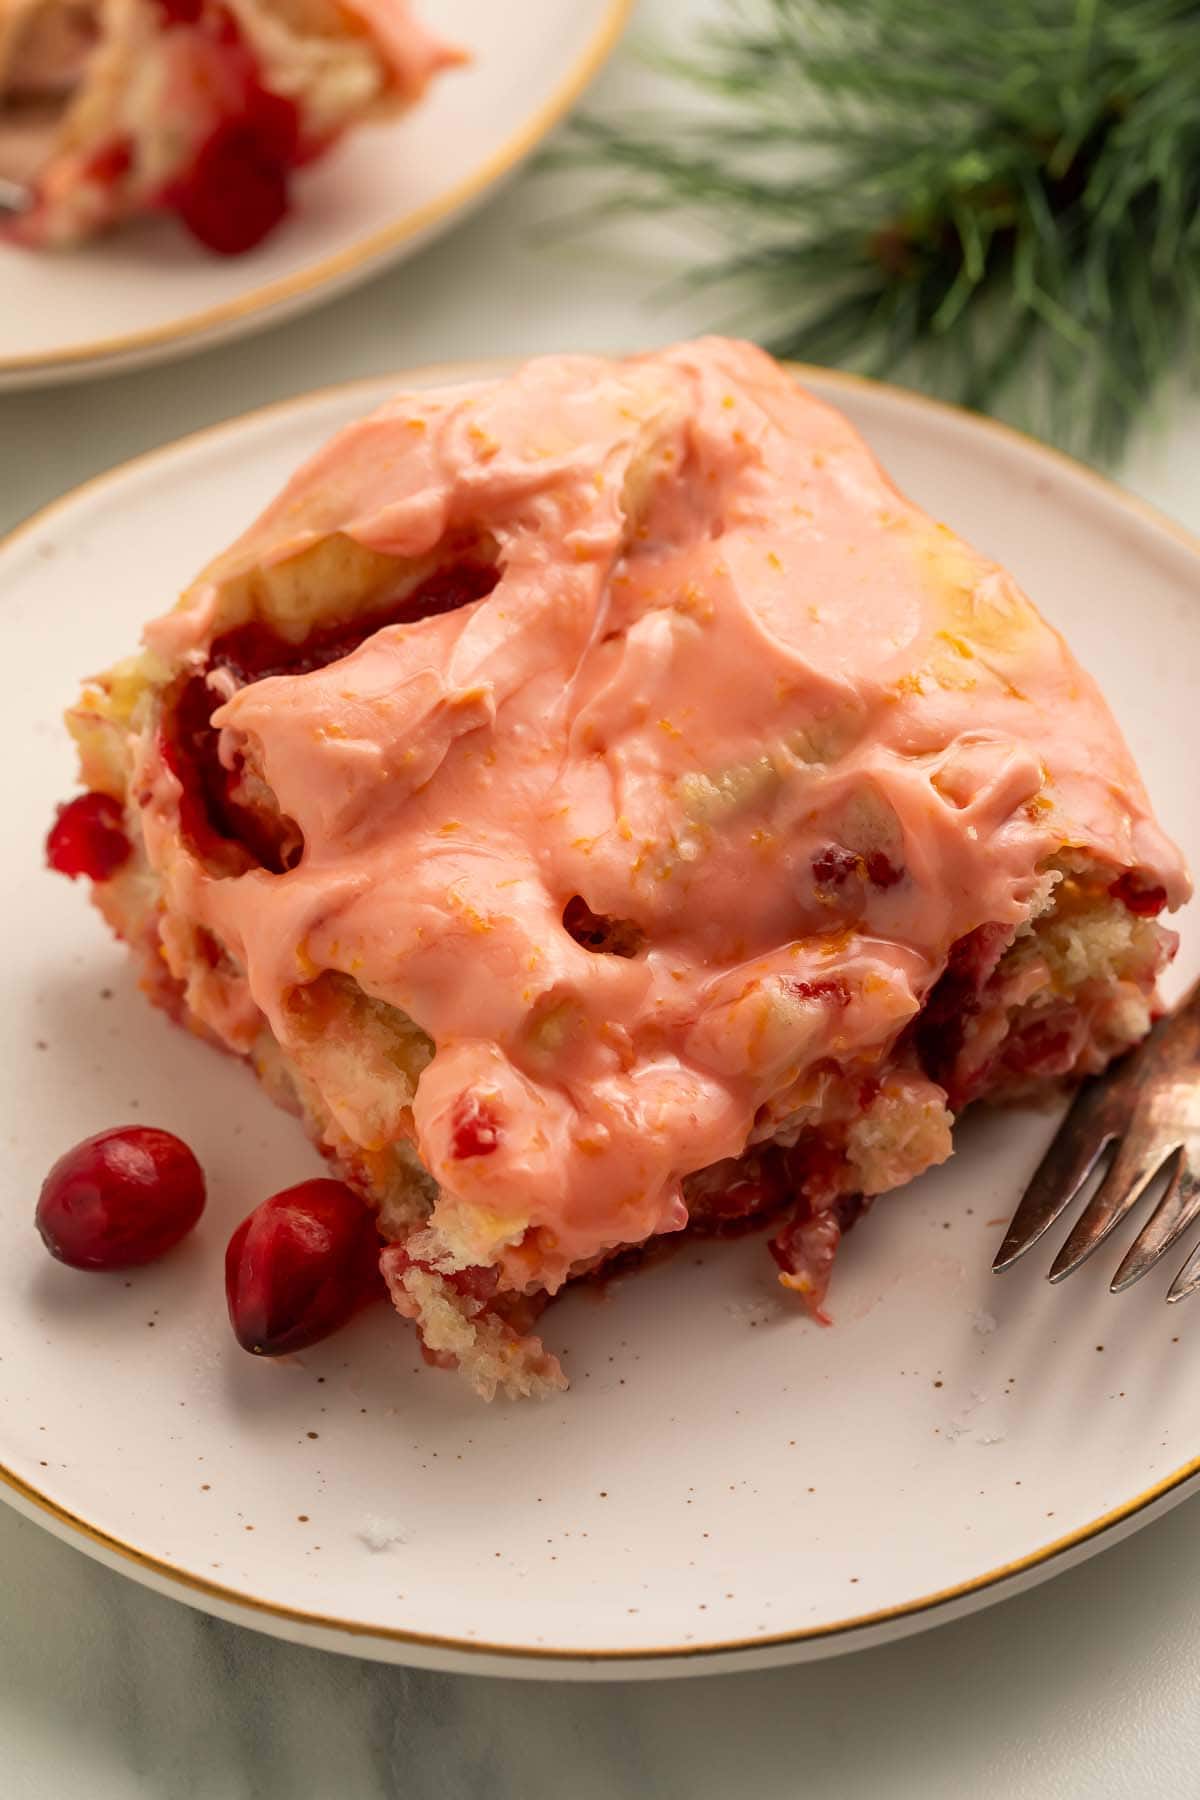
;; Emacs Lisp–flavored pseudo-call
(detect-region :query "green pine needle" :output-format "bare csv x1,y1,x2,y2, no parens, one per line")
551,0,1200,461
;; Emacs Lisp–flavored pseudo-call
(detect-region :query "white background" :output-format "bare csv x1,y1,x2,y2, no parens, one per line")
4,2,1200,1793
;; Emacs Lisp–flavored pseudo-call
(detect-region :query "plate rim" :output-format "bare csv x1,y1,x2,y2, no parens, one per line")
3,359,1199,1672
0,0,634,382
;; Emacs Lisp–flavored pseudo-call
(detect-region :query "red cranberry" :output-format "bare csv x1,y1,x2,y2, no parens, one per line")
225,1178,382,1356
912,921,1011,1101
1109,872,1168,918
450,1094,502,1159
865,851,903,888
153,0,204,22
767,1143,859,1299
769,1209,843,1321
684,1147,791,1230
37,1127,206,1270
1002,1016,1078,1078
812,845,860,887
208,562,497,687
171,91,300,255
812,845,903,890
785,976,851,1007
46,792,131,881
783,1132,850,1210
443,1263,501,1303
83,137,133,185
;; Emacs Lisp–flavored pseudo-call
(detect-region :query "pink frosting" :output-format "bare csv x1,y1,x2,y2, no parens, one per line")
137,339,1190,1288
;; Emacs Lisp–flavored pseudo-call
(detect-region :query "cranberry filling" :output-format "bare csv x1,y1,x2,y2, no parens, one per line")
785,976,851,1007
684,1129,853,1244
209,560,498,685
153,0,205,25
441,1262,501,1303
763,1133,865,1320
163,561,499,872
812,843,905,899
450,1093,502,1159
683,1146,792,1234
83,137,133,186
1109,871,1169,918
865,850,903,888
161,671,298,874
768,1196,868,1323
46,792,131,881
784,1131,854,1209
999,1015,1079,1079
812,846,859,886
912,921,1011,1105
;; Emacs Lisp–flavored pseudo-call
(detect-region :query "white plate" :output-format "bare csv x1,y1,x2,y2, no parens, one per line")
1,364,1197,1681
0,1,630,390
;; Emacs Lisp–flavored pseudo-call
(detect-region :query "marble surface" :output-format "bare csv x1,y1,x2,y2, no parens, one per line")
2,1496,1199,1799
4,1,1200,1793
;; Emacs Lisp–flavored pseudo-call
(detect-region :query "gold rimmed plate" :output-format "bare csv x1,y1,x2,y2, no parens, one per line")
0,363,1196,1677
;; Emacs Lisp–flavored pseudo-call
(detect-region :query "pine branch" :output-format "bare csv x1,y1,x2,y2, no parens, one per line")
550,0,1200,461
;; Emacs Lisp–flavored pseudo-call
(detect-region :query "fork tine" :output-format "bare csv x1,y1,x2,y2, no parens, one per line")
1048,1133,1176,1283
993,1082,1118,1273
1168,1235,1200,1303
1110,1150,1198,1292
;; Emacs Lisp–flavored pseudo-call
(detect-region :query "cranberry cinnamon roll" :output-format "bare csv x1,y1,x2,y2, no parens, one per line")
55,339,1190,1397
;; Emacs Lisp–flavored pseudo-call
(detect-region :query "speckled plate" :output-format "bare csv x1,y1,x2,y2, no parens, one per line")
1,364,1197,1680
0,0,631,390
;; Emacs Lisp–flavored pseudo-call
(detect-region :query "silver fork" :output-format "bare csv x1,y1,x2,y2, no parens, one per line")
994,978,1200,1300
